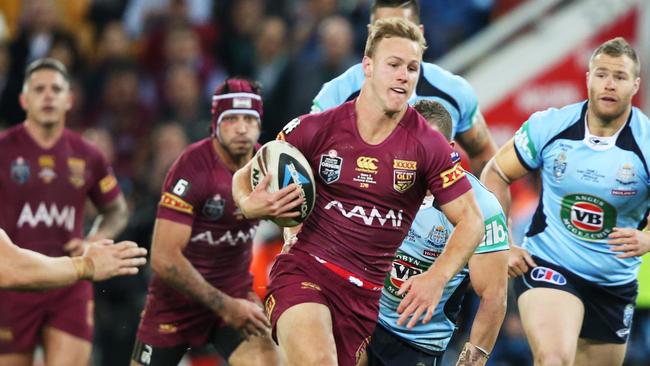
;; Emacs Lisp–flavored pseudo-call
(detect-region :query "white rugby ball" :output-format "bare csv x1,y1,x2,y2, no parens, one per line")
250,140,316,227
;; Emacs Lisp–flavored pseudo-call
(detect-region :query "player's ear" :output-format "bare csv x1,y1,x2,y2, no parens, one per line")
362,56,373,78
19,92,27,110
449,141,456,148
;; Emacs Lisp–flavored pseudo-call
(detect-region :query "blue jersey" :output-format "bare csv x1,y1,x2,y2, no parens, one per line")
312,63,479,138
377,173,509,353
514,101,650,286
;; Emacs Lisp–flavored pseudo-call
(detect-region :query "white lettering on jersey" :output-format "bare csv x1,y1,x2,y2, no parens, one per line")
190,226,258,246
17,202,75,232
324,200,403,227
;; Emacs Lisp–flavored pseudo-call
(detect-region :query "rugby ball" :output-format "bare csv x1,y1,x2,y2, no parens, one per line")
250,140,316,227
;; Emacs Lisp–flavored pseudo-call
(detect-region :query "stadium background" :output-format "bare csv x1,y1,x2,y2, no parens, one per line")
0,0,647,365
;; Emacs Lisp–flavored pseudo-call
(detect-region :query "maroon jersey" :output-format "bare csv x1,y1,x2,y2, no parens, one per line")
277,101,471,285
146,138,258,302
0,124,121,257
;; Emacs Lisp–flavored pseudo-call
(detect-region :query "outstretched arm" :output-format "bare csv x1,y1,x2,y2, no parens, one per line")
397,189,485,328
0,229,146,290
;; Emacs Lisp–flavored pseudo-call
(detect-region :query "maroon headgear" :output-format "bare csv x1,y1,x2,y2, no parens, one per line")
210,78,263,140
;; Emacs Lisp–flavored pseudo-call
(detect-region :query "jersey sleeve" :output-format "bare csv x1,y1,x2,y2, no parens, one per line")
311,64,363,113
156,151,205,227
420,127,472,205
87,148,121,207
275,114,321,158
452,77,479,134
513,108,558,170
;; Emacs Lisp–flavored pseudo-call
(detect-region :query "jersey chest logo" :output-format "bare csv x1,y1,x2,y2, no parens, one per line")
11,157,30,184
202,194,225,221
393,159,417,193
384,251,429,298
319,152,343,184
560,194,617,240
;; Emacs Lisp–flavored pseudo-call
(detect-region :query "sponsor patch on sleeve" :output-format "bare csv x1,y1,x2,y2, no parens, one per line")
514,120,537,161
160,192,194,215
476,214,509,253
99,174,118,193
440,163,465,188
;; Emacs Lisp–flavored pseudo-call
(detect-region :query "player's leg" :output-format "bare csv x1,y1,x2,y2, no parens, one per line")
0,353,33,366
518,288,584,366
42,327,91,366
227,334,282,366
574,339,626,366
276,302,337,366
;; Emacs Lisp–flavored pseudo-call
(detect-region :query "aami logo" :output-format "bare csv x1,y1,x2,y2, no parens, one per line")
17,202,75,232
530,267,567,286
570,202,603,232
560,194,616,240
324,200,403,227
190,225,258,246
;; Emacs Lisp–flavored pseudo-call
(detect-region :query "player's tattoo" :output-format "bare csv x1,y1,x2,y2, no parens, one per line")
162,263,227,314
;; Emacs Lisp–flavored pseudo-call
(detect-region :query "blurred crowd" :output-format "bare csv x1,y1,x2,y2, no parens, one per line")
0,1,647,365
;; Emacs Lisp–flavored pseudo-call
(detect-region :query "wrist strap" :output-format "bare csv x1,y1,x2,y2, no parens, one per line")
71,256,95,280
456,342,489,366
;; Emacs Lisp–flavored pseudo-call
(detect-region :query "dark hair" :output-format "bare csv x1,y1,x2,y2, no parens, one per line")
590,37,640,77
24,58,70,84
371,0,420,23
413,100,453,141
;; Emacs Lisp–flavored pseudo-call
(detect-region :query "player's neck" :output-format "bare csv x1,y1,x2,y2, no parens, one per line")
23,118,64,149
586,105,631,137
355,91,406,145
212,138,251,172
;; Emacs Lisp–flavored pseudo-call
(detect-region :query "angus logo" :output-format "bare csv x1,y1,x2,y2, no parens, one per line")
560,194,616,240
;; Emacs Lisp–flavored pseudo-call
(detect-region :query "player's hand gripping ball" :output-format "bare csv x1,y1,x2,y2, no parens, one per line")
250,140,316,227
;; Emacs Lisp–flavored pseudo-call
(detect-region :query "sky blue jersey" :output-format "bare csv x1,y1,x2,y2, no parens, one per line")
513,101,650,286
311,63,479,138
377,173,509,353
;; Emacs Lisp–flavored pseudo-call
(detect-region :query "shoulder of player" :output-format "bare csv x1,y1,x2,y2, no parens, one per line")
316,64,363,98
527,101,586,131
466,173,503,217
420,62,475,100
629,107,650,156
0,124,25,142
171,138,214,173
63,129,107,158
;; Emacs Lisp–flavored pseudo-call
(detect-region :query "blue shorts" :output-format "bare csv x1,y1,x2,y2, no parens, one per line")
513,256,637,344
366,323,443,366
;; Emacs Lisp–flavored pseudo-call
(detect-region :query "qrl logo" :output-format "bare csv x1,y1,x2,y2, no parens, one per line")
571,202,604,232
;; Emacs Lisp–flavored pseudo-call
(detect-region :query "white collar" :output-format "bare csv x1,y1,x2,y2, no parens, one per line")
583,115,624,151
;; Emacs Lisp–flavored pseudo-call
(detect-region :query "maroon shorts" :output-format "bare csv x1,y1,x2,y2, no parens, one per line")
0,281,94,353
265,251,382,366
136,286,249,348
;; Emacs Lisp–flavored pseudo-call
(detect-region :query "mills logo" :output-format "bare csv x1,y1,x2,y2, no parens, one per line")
560,194,616,240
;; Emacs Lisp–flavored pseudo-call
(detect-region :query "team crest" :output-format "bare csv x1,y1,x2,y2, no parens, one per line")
38,155,57,183
393,159,417,193
552,150,567,181
68,158,86,188
10,157,30,184
202,194,225,221
319,154,343,184
426,225,448,250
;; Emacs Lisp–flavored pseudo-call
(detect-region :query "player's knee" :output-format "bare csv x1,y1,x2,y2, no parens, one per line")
294,351,337,366
535,349,574,366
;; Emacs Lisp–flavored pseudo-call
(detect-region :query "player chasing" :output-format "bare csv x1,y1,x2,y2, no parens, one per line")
131,78,280,366
0,228,146,290
312,0,497,175
233,18,484,366
0,58,129,366
482,37,650,366
361,100,508,366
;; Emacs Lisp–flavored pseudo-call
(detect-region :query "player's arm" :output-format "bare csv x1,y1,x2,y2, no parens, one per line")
150,218,269,337
457,250,508,366
456,111,498,176
481,139,538,276
397,189,484,328
0,229,146,290
232,160,304,220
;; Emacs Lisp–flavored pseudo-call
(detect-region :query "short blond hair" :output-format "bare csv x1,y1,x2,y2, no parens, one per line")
364,17,426,58
590,37,640,77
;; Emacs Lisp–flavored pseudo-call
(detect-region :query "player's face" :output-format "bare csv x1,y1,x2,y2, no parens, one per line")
366,37,421,115
218,113,260,157
587,54,640,122
20,69,72,128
